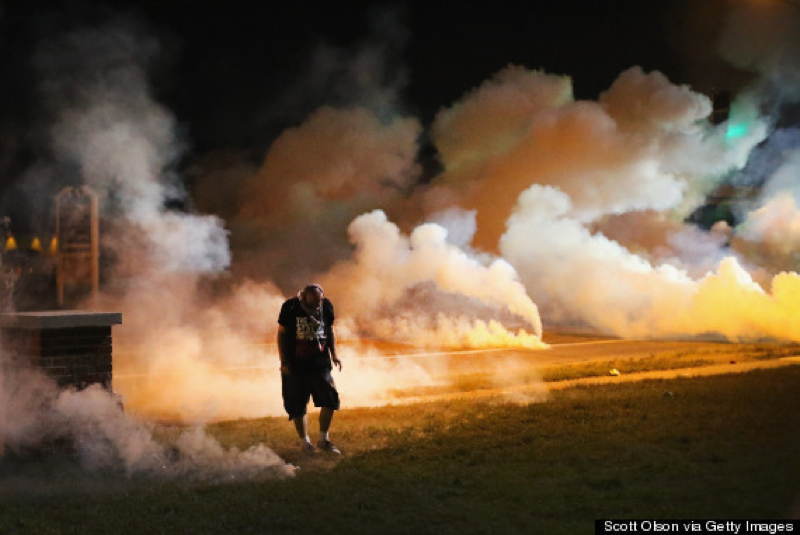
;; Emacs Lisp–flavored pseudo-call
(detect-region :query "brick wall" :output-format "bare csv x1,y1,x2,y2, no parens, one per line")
2,326,112,389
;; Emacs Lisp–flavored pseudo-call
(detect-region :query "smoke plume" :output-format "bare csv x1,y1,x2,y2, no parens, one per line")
321,209,543,348
1,20,293,478
10,4,800,469
0,350,294,482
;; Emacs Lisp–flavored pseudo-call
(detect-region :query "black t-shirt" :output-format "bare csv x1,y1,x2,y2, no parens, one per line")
278,296,335,372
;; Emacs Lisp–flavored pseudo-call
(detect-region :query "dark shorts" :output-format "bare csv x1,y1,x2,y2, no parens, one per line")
281,367,340,420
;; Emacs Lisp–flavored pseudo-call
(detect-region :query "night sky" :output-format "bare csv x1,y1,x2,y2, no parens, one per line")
0,0,753,230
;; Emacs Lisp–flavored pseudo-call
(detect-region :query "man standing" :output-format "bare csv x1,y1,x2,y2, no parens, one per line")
277,283,342,454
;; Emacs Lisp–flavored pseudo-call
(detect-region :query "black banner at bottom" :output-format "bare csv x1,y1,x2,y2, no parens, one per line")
596,520,798,535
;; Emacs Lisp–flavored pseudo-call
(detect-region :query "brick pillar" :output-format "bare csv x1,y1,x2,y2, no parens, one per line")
0,311,122,390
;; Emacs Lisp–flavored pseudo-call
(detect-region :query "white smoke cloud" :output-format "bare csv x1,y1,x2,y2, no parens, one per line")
599,67,713,132
432,65,573,172
418,62,800,343
0,21,300,481
738,193,800,264
15,9,800,471
42,29,230,275
501,184,800,342
0,351,295,482
591,210,732,279
17,19,549,434
500,185,693,332
733,149,800,272
428,66,765,250
322,209,544,347
425,207,478,249
226,105,422,288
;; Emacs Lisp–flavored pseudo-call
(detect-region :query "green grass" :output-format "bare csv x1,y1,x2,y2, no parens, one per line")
542,357,714,381
539,343,800,381
1,366,799,534
539,355,716,382
388,355,720,399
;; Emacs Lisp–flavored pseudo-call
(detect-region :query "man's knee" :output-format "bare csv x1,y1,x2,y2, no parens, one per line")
284,393,310,420
287,408,307,421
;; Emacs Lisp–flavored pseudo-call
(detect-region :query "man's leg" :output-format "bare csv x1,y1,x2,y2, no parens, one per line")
293,414,311,442
317,407,340,454
282,372,313,451
311,369,341,454
319,407,334,441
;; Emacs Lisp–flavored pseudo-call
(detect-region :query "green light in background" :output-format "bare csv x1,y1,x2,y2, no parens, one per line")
723,92,760,144
725,122,749,140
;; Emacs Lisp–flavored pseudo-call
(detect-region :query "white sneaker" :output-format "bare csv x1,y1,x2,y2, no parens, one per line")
317,439,341,455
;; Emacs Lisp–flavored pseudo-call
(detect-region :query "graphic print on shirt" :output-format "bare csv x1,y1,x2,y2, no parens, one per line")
296,316,324,341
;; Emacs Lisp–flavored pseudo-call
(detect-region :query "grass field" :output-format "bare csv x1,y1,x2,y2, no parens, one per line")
1,365,798,534
385,340,800,399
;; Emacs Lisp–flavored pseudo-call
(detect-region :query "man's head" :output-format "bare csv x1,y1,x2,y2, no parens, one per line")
300,283,324,308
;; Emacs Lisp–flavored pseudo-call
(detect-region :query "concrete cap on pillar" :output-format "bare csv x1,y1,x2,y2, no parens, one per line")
0,311,123,329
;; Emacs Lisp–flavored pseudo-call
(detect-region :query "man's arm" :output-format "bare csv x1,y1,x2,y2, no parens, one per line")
328,325,342,371
277,324,290,374
324,298,342,372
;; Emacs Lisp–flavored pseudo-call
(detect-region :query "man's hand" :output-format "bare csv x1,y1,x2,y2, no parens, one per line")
331,352,342,371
